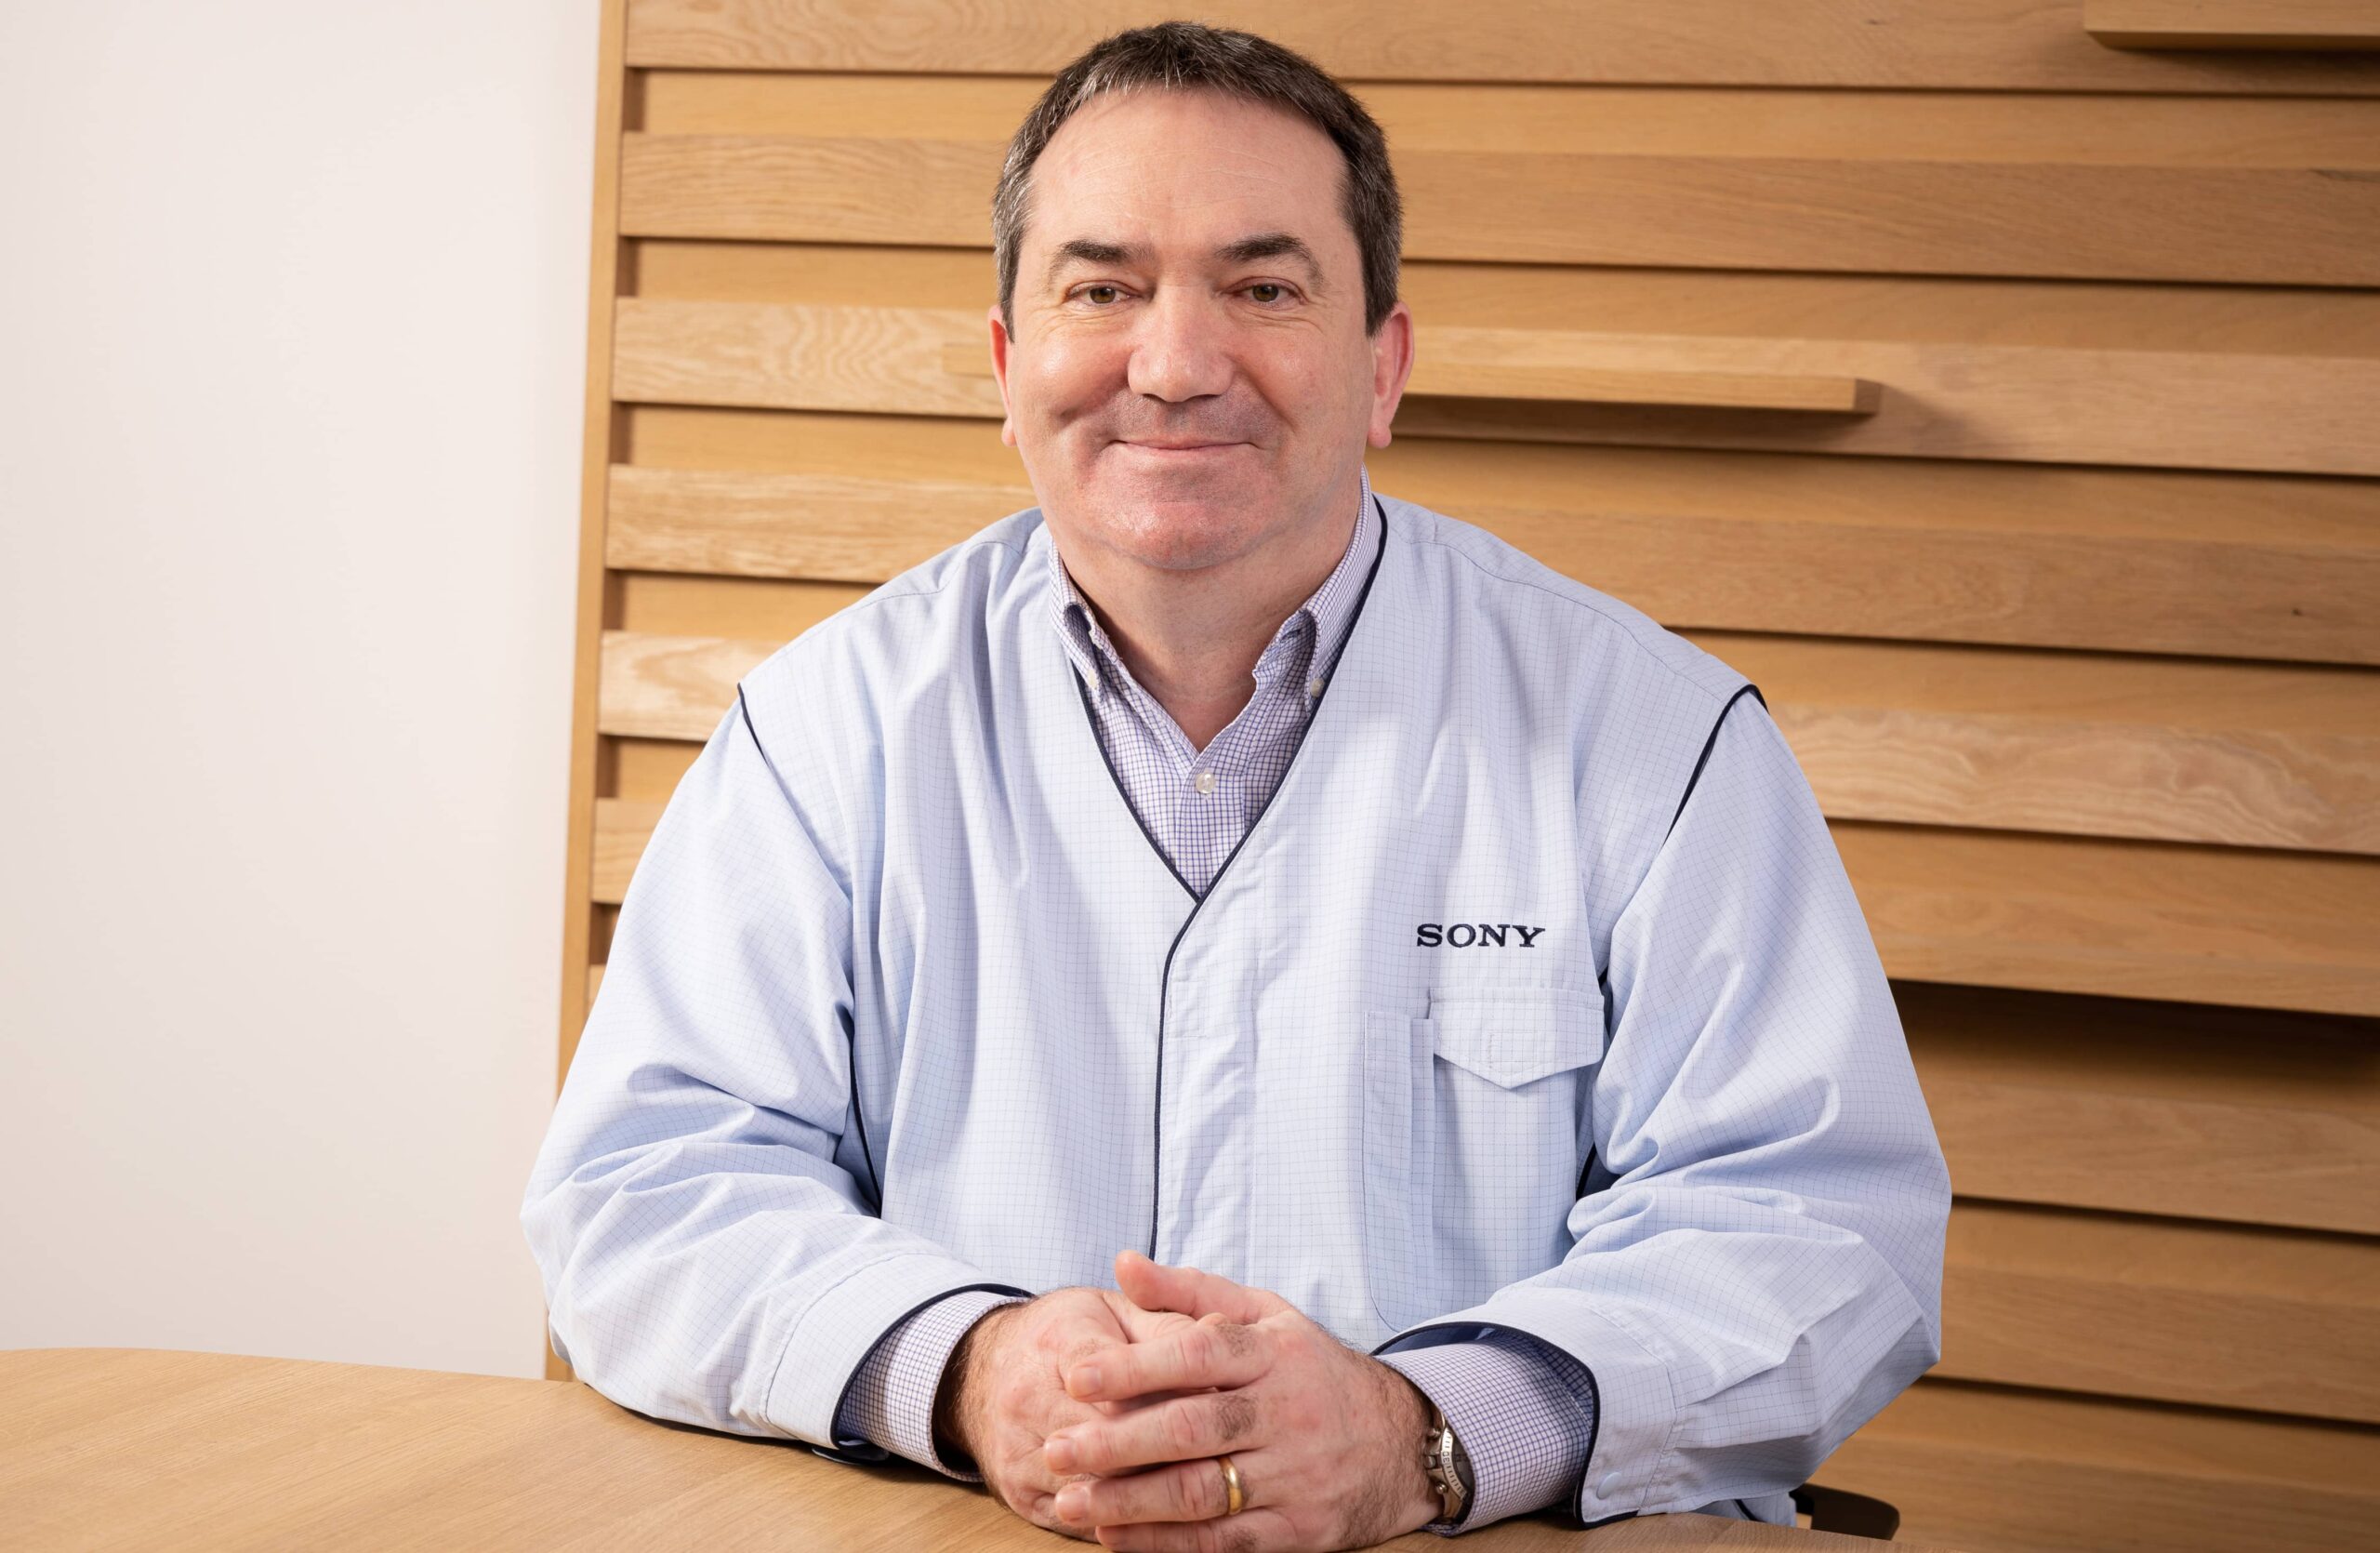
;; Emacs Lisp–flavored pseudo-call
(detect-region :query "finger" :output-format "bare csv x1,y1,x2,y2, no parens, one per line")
1113,1250,1281,1325
1022,1487,1103,1544
1094,1507,1296,1553
1097,1289,1210,1347
1045,1387,1263,1476
1051,1452,1236,1529
1064,1320,1269,1403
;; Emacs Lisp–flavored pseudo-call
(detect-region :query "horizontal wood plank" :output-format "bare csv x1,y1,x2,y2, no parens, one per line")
1703,632,2380,855
608,431,2380,666
1408,359,1878,414
1846,824,2380,1015
613,574,866,644
639,73,2380,166
596,632,765,741
1822,1379,2380,1552
622,0,2380,93
2087,0,2380,49
612,299,2380,476
608,467,1035,580
1939,1203,2380,1421
1922,1070,2380,1233
1899,983,2378,1233
619,131,2380,288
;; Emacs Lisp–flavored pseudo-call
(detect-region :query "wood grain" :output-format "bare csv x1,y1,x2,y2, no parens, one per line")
607,467,1034,580
596,633,770,742
1924,1074,2379,1232
621,0,2380,93
6,1348,1884,1551
1820,1377,2380,1553
1843,823,2380,1016
611,299,2380,476
606,435,2380,666
1703,632,2380,854
619,130,2380,288
1899,980,2380,1227
2087,0,2380,48
638,72,2380,165
1938,1203,2380,1421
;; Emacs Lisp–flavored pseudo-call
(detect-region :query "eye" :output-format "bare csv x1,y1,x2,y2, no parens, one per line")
1247,283,1290,304
1080,285,1122,305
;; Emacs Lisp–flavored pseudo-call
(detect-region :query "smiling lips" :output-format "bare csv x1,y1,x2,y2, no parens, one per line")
1118,440,1243,454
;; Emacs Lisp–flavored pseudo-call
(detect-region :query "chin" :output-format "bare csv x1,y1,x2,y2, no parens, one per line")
1090,502,1268,572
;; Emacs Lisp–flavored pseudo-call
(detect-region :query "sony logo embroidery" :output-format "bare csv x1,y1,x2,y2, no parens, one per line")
1414,923,1545,949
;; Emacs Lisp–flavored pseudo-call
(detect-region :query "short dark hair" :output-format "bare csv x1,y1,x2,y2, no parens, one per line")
992,21,1403,337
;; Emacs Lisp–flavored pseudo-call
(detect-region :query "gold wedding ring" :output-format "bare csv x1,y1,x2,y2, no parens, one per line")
1215,1453,1245,1516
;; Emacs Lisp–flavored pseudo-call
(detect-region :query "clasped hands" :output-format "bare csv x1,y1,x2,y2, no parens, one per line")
935,1249,1444,1552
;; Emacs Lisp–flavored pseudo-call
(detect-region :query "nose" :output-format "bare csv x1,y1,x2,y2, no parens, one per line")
1124,287,1235,405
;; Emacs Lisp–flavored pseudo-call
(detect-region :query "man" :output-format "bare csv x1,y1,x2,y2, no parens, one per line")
522,21,1949,1553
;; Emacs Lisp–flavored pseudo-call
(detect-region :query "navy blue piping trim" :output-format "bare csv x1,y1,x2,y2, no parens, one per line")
814,1280,1035,1467
1663,683,1767,842
1067,496,1391,1258
1075,671,1201,904
742,686,884,1208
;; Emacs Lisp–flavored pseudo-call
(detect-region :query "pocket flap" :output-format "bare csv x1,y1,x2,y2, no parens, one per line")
1427,985,1606,1088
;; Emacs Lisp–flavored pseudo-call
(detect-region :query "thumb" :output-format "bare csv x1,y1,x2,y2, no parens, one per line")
1113,1249,1280,1324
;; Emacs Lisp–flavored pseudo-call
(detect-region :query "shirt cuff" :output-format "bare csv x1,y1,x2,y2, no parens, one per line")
829,1288,1031,1480
1378,1330,1598,1534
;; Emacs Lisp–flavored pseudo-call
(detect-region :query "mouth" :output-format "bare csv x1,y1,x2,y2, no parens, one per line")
1117,440,1245,456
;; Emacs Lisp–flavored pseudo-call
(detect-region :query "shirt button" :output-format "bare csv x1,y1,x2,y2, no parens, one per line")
1306,676,1325,698
1193,771,1217,794
1594,1471,1621,1498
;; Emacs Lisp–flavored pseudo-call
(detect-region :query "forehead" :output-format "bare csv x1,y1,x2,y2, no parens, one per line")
1025,87,1350,250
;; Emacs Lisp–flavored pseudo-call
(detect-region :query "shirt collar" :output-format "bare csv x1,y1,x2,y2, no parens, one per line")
1047,465,1377,701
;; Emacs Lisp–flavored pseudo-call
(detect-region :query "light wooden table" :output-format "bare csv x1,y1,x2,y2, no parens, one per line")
0,1349,1953,1550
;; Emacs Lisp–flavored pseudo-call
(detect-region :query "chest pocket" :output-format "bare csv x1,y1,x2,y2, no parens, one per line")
1429,985,1606,1088
1362,985,1606,1333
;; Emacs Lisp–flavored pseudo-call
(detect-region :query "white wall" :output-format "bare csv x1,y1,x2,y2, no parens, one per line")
0,2,597,1378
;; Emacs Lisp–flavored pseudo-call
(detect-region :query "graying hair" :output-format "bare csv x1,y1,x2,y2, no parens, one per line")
991,21,1403,337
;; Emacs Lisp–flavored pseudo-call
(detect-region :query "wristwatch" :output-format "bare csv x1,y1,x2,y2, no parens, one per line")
1421,1397,1474,1527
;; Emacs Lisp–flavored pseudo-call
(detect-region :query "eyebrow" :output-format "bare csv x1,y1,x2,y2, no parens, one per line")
1042,232,1325,289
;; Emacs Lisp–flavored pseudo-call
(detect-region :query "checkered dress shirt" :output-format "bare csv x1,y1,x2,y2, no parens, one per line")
830,468,1599,1533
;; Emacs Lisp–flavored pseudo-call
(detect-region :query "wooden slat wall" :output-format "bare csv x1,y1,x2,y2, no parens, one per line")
556,3,2380,1545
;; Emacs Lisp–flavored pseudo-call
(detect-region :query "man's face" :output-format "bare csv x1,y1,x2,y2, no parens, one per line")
989,88,1412,577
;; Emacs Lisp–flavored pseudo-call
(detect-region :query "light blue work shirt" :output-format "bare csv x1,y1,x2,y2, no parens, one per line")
522,489,1951,1527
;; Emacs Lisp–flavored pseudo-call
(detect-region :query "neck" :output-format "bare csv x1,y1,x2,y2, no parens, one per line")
1063,473,1361,752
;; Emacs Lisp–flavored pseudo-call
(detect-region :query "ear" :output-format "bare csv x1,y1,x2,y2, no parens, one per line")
1366,300,1415,450
987,302,1018,448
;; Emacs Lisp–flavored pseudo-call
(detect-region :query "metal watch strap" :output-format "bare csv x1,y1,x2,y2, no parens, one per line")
1421,1398,1471,1526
